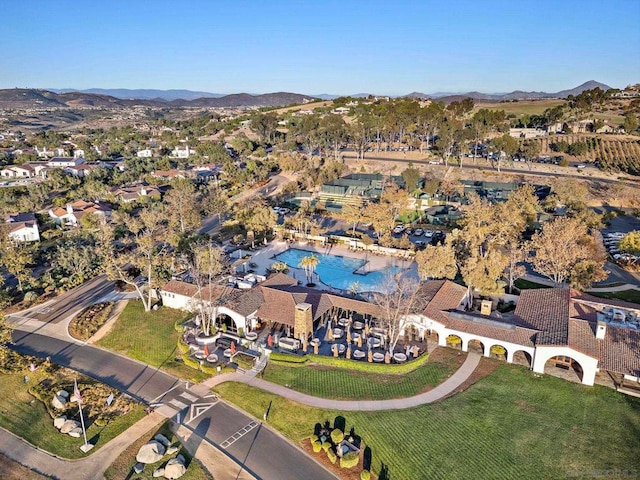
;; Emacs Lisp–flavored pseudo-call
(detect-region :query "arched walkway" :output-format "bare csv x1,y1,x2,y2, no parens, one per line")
467,339,485,355
488,344,507,360
543,355,584,383
217,313,237,333
445,334,463,350
512,350,532,367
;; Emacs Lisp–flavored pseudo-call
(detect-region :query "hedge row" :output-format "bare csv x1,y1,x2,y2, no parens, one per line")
340,451,359,469
269,351,430,374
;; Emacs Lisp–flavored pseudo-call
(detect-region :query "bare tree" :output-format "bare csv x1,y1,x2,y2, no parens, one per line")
372,275,421,354
188,243,227,336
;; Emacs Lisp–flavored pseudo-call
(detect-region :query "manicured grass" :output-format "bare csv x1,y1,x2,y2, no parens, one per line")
589,289,640,305
104,420,213,480
215,363,640,480
0,373,146,459
263,349,464,400
514,278,552,290
475,99,566,116
96,301,207,382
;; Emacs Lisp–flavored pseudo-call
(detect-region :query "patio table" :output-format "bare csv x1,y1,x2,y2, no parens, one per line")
333,328,344,338
367,337,381,348
223,349,233,358
338,318,350,327
194,351,206,360
310,338,321,347
352,321,364,330
353,350,366,359
245,332,258,341
373,352,385,362
206,354,219,363
393,353,408,363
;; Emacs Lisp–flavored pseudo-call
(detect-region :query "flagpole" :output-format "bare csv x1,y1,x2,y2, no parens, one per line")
74,379,93,452
78,399,89,447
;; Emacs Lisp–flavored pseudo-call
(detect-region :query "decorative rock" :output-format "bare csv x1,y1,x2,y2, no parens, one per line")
68,427,83,438
176,454,186,464
166,446,179,455
53,416,67,430
51,394,68,410
60,419,81,434
153,467,165,477
57,390,70,399
154,433,171,447
136,440,166,464
133,463,144,474
163,458,187,479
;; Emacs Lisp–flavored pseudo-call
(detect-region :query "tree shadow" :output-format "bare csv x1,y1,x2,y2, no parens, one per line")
378,462,390,480
333,415,346,432
363,446,372,471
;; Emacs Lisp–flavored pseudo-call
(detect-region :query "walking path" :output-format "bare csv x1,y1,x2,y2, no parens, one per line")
198,352,482,411
521,273,639,293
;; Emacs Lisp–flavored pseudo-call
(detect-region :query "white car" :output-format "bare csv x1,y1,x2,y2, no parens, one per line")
393,225,405,234
424,230,434,238
414,228,424,236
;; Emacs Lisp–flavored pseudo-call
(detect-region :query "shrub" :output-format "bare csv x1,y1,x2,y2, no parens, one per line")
446,335,462,346
322,442,331,452
177,340,190,355
361,470,371,480
23,291,39,306
174,318,185,332
312,440,322,453
331,428,344,444
490,345,506,356
269,352,308,364
326,448,337,464
182,354,200,370
200,363,219,375
340,451,359,469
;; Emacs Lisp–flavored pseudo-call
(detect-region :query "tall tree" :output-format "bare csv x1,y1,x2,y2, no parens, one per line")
165,178,201,244
372,275,421,354
188,242,226,336
415,240,457,280
100,207,169,311
298,254,319,285
0,239,35,292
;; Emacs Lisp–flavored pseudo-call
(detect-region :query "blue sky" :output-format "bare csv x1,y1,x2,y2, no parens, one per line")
2,0,639,95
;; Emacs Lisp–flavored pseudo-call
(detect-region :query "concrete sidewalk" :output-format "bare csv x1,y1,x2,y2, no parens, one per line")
200,352,481,411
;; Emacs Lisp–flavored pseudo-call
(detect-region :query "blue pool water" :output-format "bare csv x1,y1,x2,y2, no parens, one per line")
274,248,410,292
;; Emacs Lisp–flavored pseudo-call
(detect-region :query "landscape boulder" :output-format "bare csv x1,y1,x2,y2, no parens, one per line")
163,458,186,479
57,390,70,399
166,446,179,456
133,463,144,474
59,419,81,434
152,467,165,477
53,416,67,430
68,427,83,438
136,440,166,464
154,433,171,447
51,394,68,410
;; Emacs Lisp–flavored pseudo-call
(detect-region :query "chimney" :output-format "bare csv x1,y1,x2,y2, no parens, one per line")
66,204,73,215
294,303,313,342
596,320,607,340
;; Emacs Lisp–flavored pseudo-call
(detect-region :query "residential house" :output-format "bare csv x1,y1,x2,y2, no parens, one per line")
151,169,187,180
137,149,153,158
509,128,546,139
595,122,624,134
49,200,112,227
73,149,85,158
112,184,161,203
2,212,40,242
48,157,85,168
0,164,36,178
170,145,193,159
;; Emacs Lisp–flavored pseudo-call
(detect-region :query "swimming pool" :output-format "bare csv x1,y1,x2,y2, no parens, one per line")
274,248,411,292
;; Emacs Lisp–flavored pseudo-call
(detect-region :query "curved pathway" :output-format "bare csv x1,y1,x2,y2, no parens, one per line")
201,352,482,411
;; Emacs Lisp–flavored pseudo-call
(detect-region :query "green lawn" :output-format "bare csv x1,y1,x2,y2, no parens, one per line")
96,301,207,382
589,289,640,305
215,363,640,480
263,349,464,400
0,373,146,459
514,278,552,290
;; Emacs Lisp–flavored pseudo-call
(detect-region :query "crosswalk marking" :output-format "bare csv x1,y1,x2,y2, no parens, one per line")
169,399,187,409
220,421,259,449
180,392,198,402
185,399,219,425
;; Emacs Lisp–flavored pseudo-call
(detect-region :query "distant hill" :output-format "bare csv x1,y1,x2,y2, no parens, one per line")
405,80,614,103
0,89,317,109
50,88,224,101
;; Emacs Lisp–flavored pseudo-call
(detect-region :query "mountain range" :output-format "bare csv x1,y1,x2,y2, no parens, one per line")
0,81,614,109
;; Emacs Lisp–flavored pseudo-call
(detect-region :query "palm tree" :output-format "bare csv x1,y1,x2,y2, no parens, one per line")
348,281,361,297
298,254,319,285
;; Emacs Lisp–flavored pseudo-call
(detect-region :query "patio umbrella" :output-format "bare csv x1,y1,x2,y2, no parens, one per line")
367,349,373,363
384,351,391,364
204,345,209,356
327,327,334,341
346,329,352,344
267,334,273,347
333,344,339,357
230,341,237,355
365,323,370,336
346,345,351,360
357,335,362,348
313,343,319,355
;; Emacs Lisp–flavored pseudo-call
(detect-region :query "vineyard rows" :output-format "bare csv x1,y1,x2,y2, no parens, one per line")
529,135,640,175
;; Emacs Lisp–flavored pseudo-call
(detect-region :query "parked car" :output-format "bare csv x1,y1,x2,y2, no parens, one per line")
424,230,434,238
393,225,405,234
405,228,413,235
414,228,424,236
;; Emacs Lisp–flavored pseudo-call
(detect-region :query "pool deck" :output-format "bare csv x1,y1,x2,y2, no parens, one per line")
243,241,416,294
